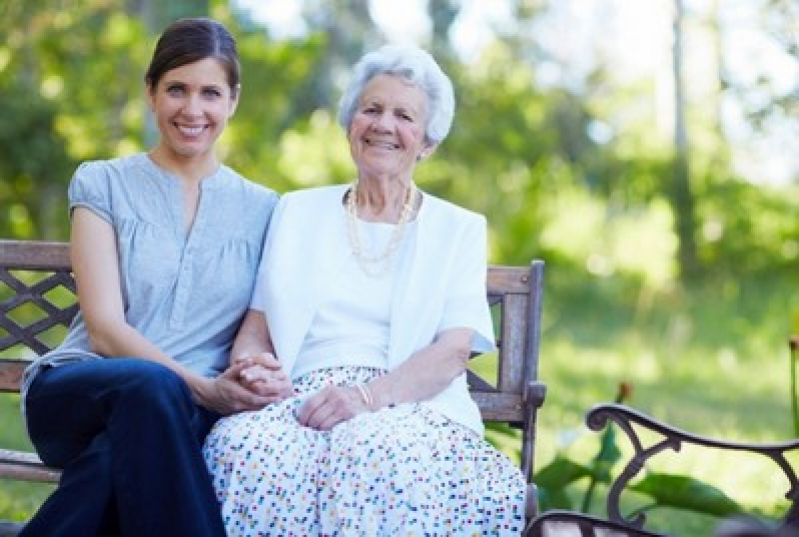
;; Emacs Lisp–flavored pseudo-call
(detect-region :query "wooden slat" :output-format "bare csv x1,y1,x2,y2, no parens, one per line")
0,240,70,271
0,521,26,537
471,391,524,422
487,265,530,294
499,294,528,391
0,449,60,483
524,261,545,382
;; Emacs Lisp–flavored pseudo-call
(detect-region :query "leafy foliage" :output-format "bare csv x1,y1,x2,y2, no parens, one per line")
630,473,740,517
0,82,73,238
535,384,746,531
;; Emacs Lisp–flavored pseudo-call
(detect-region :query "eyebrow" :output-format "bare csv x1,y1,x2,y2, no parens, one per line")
362,98,421,116
162,80,224,90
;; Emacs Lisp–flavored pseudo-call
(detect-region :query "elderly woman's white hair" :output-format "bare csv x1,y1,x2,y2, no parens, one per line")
337,44,455,145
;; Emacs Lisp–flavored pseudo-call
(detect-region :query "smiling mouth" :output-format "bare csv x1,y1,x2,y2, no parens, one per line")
177,124,207,137
366,138,399,150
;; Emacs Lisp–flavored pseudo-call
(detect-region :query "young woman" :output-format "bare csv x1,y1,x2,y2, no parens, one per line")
20,18,289,537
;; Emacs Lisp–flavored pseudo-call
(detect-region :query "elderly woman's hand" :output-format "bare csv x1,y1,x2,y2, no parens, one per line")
296,384,372,431
235,352,293,399
193,353,293,416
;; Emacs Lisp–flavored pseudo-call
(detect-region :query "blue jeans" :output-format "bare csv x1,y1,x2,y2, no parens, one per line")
20,359,226,537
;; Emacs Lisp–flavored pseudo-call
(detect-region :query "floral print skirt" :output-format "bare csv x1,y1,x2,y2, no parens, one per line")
203,366,526,536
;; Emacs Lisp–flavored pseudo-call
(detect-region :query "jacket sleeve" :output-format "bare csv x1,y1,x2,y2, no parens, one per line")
436,213,496,354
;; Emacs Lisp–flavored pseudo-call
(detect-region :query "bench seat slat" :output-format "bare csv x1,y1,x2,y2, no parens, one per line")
0,449,60,483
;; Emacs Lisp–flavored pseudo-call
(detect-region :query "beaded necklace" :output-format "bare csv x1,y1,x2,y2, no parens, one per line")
346,181,417,277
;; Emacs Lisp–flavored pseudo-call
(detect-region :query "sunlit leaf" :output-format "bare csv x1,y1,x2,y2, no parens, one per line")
535,456,592,490
630,473,742,517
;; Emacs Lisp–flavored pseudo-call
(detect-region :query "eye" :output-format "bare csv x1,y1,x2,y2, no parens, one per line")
166,84,185,96
394,109,415,122
202,87,223,98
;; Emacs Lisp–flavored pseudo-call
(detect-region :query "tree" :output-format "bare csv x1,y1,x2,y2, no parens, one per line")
671,0,698,278
0,83,74,238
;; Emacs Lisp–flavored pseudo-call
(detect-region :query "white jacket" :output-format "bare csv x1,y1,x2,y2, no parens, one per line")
251,184,495,435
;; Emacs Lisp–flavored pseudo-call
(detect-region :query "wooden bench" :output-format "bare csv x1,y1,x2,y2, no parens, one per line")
0,238,547,534
528,402,799,536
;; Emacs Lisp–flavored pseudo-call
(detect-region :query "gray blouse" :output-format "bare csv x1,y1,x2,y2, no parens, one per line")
21,153,278,400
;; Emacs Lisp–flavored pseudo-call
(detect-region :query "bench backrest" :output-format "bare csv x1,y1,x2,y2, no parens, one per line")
0,238,545,481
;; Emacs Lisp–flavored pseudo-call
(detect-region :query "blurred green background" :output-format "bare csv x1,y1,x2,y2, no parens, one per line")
1,0,798,533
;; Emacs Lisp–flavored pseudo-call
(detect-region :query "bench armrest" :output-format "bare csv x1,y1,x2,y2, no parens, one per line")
586,403,799,531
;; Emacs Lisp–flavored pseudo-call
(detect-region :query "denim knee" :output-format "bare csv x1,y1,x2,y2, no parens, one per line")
112,360,194,420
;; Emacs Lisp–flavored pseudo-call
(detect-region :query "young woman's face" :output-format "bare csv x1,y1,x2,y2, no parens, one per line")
347,74,430,179
147,57,238,163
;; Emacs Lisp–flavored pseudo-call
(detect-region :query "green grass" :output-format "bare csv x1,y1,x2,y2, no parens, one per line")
517,269,796,535
0,393,54,523
528,335,794,535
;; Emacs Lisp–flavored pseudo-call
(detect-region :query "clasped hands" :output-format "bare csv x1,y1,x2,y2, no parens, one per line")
205,353,373,429
207,352,293,415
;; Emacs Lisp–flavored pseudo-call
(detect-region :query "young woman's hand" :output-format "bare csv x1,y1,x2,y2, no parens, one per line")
192,355,292,415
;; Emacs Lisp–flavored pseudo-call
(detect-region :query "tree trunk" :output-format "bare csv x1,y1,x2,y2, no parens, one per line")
672,0,698,279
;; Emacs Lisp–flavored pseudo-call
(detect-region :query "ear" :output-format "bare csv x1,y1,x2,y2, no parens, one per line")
418,142,439,161
145,82,156,112
228,84,241,118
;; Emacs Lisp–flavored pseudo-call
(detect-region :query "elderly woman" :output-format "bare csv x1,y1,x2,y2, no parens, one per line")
203,44,526,535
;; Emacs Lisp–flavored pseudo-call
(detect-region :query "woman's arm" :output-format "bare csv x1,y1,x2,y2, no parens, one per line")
363,214,489,409
71,207,177,365
366,327,473,408
230,309,293,399
70,207,278,413
297,327,474,430
230,309,274,362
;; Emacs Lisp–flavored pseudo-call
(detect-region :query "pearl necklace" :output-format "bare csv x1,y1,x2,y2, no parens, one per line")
346,181,416,277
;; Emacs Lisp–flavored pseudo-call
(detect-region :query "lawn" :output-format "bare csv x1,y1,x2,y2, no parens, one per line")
521,269,798,535
0,393,54,523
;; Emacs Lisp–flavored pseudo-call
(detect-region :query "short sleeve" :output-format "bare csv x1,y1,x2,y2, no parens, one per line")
67,161,113,223
437,213,495,353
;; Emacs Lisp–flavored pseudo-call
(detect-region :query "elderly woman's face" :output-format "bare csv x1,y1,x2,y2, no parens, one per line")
348,73,429,179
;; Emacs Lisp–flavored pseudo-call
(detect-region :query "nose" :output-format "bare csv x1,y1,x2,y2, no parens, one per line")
370,112,393,131
182,93,203,118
